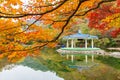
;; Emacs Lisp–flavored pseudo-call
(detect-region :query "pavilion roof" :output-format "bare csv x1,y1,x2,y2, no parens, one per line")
63,31,98,39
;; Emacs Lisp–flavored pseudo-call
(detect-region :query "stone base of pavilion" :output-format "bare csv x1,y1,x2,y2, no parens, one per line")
57,47,107,55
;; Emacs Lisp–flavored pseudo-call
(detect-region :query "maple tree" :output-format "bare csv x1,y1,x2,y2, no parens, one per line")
88,0,120,37
0,0,116,62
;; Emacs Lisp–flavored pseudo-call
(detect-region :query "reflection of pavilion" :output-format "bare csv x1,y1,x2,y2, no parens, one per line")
57,31,104,63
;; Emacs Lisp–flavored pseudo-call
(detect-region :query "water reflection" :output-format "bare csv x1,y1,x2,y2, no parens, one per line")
0,65,64,80
0,48,120,80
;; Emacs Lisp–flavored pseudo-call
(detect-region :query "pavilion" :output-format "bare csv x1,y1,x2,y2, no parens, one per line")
57,30,103,63
63,30,98,49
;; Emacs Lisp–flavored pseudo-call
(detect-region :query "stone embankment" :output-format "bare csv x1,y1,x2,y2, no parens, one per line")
109,52,120,58
57,48,120,58
108,48,120,50
57,49,107,55
107,48,120,58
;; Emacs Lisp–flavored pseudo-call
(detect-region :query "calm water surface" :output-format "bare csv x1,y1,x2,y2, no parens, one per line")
0,64,64,80
0,49,120,80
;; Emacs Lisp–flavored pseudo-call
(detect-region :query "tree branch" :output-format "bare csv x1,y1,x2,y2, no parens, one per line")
0,0,68,18
23,0,64,8
75,0,116,16
53,0,88,41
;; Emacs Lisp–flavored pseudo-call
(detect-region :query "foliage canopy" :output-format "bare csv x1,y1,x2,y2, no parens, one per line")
0,0,119,61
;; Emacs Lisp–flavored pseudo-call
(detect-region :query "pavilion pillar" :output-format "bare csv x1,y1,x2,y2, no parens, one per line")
73,40,76,48
71,39,74,48
91,39,94,48
66,39,69,48
85,39,88,48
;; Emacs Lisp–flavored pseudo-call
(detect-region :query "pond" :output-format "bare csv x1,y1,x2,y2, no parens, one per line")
0,48,120,80
0,64,64,80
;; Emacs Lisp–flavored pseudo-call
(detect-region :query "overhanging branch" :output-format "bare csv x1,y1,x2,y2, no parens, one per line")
0,0,68,18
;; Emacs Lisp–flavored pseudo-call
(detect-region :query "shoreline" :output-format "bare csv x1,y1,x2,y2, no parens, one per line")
57,48,120,58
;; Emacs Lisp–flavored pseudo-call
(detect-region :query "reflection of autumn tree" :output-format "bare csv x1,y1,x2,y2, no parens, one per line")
0,0,116,62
